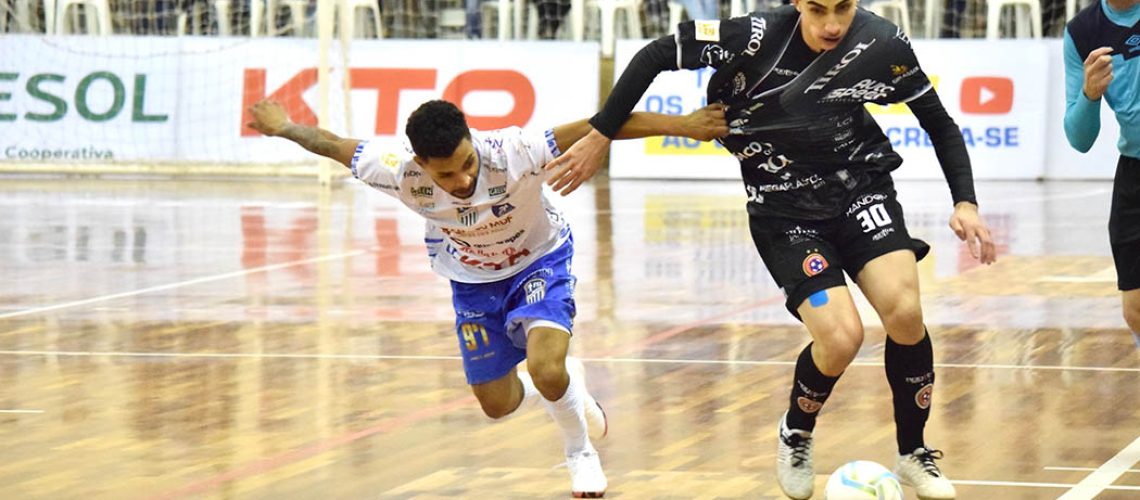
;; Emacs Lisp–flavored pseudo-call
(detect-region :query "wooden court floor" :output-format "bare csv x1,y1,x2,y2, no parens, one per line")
1,177,1137,499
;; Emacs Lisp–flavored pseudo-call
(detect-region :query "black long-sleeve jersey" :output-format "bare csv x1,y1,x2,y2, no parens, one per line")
591,6,977,220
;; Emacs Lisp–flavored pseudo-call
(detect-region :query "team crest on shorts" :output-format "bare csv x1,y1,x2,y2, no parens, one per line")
802,252,828,276
915,384,933,409
524,278,546,305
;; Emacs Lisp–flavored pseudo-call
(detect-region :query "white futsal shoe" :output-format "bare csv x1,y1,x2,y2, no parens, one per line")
567,447,607,498
894,447,956,499
776,411,815,499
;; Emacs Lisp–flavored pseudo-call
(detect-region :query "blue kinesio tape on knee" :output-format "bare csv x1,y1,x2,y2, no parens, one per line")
809,290,829,308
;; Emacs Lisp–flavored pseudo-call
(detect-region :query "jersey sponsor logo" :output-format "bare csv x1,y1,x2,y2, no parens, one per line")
894,26,910,45
365,181,398,191
734,141,794,174
403,169,422,178
457,206,478,226
381,152,401,170
960,77,1013,114
785,226,820,245
410,185,434,197
700,44,735,66
733,72,748,94
871,227,895,241
823,79,895,102
772,67,800,77
890,66,921,85
524,277,546,304
1127,34,1140,54
695,20,721,41
806,40,877,93
915,384,933,409
845,192,889,216
492,202,516,218
802,252,828,276
488,184,507,197
742,16,767,56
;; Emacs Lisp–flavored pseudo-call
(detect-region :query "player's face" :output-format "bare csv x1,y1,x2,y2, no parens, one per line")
795,0,857,52
418,138,479,199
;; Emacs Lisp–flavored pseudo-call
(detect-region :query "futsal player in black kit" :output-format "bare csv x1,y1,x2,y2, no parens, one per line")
545,0,997,498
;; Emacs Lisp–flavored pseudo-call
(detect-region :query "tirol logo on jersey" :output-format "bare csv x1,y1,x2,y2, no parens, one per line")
742,16,767,56
694,20,720,41
410,186,433,198
802,252,828,276
457,207,478,226
960,77,1013,114
491,203,516,218
488,184,506,197
806,40,877,93
523,277,546,304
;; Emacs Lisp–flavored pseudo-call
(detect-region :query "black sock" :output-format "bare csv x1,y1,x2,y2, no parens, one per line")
786,343,841,433
885,331,934,454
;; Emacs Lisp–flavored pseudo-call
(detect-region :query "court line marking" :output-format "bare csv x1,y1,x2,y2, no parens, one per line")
1057,434,1140,500
3,350,1137,373
0,249,370,320
953,479,1140,491
1046,466,1140,474
0,409,44,414
150,298,778,499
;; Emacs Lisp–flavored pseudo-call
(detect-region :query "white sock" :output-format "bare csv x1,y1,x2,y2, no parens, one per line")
495,370,541,420
541,365,592,456
515,370,541,411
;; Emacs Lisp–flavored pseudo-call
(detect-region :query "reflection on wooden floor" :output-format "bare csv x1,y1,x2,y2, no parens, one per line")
1,178,1138,499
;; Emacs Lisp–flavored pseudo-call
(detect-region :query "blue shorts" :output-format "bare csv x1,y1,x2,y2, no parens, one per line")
450,237,577,385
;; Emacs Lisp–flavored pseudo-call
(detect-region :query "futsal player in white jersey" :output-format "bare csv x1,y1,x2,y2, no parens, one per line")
247,98,727,498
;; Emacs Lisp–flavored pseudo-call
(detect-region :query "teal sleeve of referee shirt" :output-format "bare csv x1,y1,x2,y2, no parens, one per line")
1063,30,1102,154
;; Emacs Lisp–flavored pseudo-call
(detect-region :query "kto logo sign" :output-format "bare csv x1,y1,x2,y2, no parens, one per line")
960,76,1013,114
241,68,535,137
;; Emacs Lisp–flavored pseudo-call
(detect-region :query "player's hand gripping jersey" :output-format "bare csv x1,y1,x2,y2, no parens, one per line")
679,6,931,219
352,127,569,283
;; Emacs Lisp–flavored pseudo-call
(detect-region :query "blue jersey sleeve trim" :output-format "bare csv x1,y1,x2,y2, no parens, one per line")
350,141,368,178
544,129,562,158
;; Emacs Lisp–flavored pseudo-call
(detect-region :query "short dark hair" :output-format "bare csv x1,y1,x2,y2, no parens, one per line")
405,100,471,159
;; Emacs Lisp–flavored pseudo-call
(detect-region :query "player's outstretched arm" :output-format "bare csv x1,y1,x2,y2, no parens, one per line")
545,105,728,195
246,99,362,169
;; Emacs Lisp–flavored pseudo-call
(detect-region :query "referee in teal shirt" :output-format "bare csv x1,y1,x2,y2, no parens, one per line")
1064,0,1140,343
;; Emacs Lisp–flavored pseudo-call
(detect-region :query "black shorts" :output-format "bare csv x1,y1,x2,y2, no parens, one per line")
1109,156,1140,291
748,181,930,318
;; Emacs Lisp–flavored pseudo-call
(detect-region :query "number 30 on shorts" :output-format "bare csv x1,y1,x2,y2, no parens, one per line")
855,203,893,233
461,323,490,351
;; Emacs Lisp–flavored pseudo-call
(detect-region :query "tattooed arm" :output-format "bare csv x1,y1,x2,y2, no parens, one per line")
246,99,361,168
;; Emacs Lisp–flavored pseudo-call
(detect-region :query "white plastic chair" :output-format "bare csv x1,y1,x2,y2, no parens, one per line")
986,0,1041,39
265,0,307,35
53,0,112,34
177,0,266,36
591,0,641,57
338,0,382,37
667,0,683,34
866,0,910,36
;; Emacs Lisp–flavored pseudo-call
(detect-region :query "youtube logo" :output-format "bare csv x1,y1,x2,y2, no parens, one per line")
960,77,1014,114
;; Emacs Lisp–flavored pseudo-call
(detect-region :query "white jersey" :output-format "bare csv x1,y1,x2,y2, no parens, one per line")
351,127,569,283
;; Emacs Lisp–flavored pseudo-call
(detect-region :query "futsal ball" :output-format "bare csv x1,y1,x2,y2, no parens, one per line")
824,460,904,500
